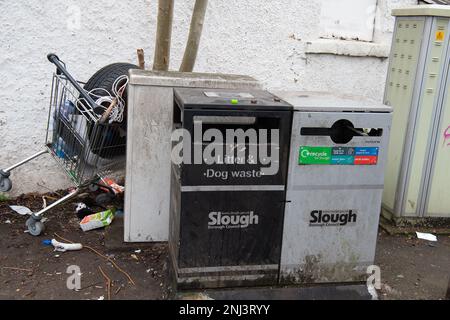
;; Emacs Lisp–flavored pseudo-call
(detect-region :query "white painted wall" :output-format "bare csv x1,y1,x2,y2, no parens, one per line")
0,0,416,196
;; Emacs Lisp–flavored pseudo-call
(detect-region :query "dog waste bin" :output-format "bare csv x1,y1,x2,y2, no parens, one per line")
274,91,392,284
169,88,292,289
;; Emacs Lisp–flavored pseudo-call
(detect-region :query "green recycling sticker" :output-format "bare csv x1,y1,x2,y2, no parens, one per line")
299,146,332,165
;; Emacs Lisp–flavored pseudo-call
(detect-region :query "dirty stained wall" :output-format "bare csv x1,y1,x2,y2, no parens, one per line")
0,0,416,195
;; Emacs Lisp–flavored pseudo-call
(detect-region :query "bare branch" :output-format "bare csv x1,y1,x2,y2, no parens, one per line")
137,49,145,69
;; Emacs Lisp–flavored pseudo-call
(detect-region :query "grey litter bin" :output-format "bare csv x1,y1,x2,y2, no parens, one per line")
273,91,392,284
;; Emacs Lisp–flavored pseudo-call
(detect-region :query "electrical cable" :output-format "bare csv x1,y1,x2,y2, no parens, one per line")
75,75,129,124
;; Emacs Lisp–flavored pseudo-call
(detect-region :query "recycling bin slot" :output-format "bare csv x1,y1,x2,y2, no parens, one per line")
193,116,279,147
194,116,256,125
192,115,281,134
300,119,384,144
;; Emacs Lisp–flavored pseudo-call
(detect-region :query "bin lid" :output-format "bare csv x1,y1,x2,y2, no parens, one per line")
129,69,261,89
272,91,392,113
174,88,292,111
392,5,450,18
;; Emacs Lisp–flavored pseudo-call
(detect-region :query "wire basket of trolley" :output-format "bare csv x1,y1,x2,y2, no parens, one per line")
0,54,129,236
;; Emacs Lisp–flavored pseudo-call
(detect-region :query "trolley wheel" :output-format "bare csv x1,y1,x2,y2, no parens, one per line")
26,218,45,236
0,177,12,192
95,193,115,206
88,184,99,192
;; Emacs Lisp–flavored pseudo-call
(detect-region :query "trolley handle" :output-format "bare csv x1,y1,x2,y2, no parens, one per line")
47,53,99,110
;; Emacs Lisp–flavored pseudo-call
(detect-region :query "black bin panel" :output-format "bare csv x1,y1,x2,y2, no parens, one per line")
178,191,285,268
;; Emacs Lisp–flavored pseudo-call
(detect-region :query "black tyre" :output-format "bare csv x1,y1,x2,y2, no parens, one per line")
82,63,139,158
84,63,138,98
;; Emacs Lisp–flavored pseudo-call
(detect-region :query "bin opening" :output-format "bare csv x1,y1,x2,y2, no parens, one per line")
193,116,256,125
300,119,383,144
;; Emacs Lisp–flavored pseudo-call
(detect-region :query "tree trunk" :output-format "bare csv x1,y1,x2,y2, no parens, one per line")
179,0,208,72
153,0,174,71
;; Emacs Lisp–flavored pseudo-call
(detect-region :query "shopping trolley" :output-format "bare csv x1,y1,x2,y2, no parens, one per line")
0,54,127,236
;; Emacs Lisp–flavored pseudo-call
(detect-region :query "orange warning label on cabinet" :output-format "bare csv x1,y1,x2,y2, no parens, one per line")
436,31,445,42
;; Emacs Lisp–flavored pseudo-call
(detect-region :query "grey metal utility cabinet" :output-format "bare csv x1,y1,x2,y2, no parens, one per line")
383,5,450,219
125,70,261,242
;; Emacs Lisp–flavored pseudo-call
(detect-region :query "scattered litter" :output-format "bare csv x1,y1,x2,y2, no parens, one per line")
54,255,60,258
134,249,142,254
97,296,105,301
397,274,404,279
41,195,59,209
41,217,48,223
9,205,32,216
146,269,151,273
54,233,136,286
43,239,83,252
80,208,115,232
68,187,77,194
131,254,139,261
101,178,124,195
75,202,94,220
5,220,11,224
416,232,437,242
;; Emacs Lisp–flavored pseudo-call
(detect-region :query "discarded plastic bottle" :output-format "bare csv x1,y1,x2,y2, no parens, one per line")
54,137,66,159
43,239,83,252
53,136,76,159
61,100,75,120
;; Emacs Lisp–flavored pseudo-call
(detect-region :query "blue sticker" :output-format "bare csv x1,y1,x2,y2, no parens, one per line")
331,155,354,165
355,147,379,156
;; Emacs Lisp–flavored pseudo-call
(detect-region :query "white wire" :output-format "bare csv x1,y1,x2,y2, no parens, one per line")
78,75,130,124
109,75,129,123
